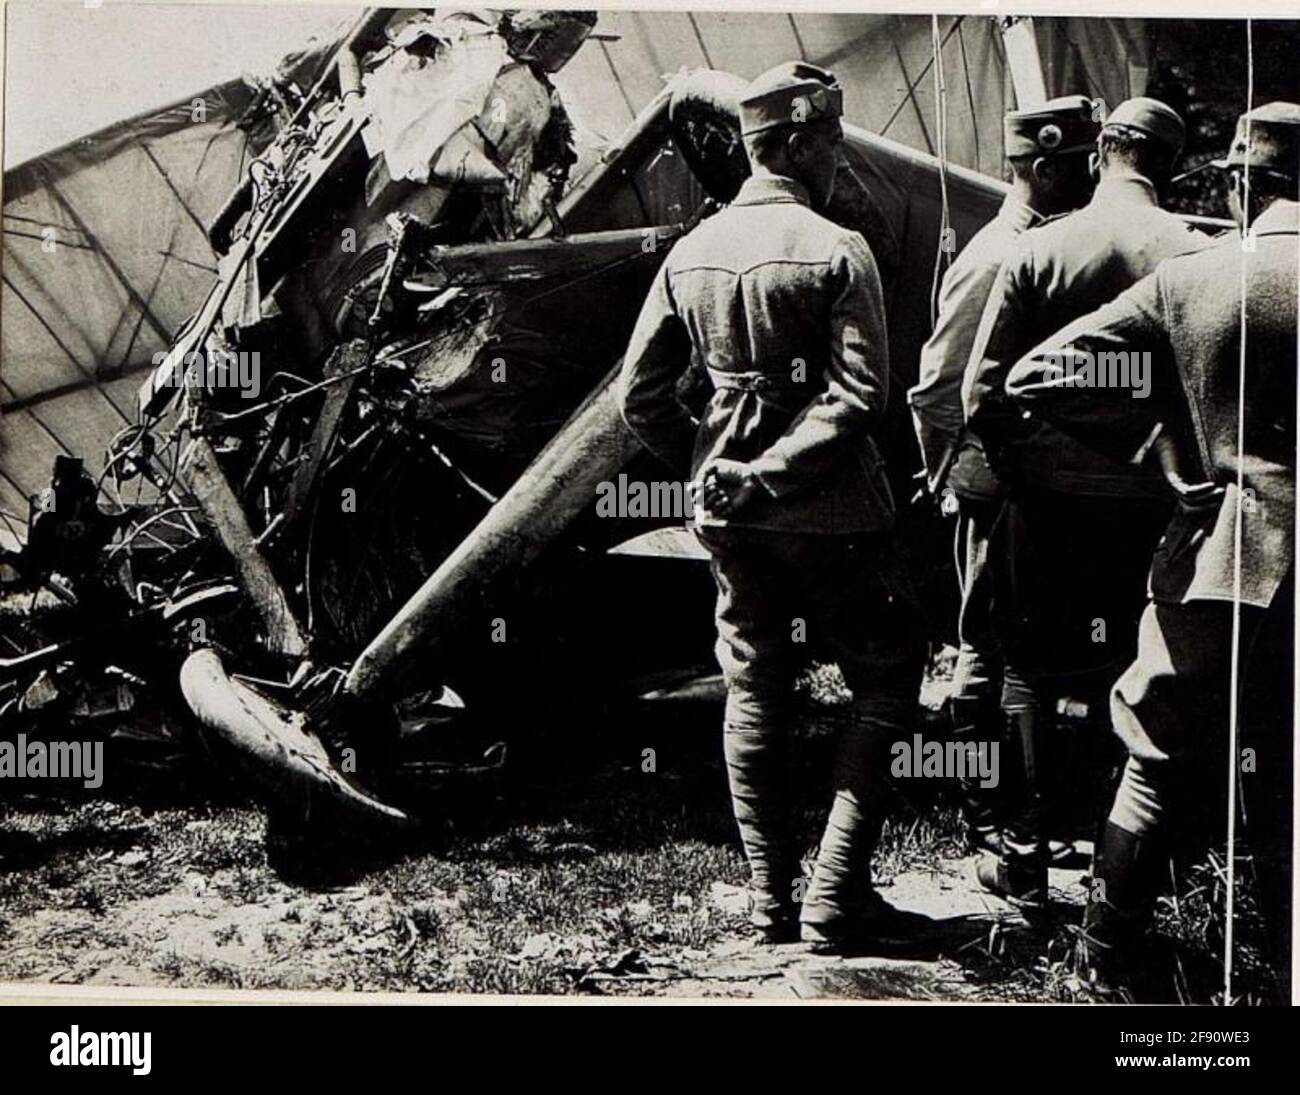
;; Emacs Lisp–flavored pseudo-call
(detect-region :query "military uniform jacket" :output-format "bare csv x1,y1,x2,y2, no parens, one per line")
1007,199,1298,609
618,171,895,534
963,173,1210,497
908,194,1043,499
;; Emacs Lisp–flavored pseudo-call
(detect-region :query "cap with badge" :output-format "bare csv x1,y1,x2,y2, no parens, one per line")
1101,96,1186,156
738,62,843,136
1004,95,1101,158
1213,101,1300,179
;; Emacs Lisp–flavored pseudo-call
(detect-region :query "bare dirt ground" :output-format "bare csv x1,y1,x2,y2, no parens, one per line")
0,796,1091,999
0,664,1279,1002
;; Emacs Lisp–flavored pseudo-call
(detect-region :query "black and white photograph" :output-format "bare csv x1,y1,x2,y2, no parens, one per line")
0,0,1295,1023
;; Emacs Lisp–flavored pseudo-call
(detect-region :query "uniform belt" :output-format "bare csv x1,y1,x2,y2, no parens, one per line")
706,367,803,394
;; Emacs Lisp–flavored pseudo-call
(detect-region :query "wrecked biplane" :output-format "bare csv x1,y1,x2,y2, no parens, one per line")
1,8,1005,848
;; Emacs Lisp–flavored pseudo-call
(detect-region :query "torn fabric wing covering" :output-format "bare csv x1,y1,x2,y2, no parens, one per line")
1,10,1151,546
0,33,343,548
361,22,514,185
361,26,562,232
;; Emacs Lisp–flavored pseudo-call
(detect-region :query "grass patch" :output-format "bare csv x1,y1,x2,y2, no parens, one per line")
0,657,1286,1002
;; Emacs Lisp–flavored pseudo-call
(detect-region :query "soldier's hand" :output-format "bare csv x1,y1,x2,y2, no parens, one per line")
696,459,762,516
1149,433,1224,512
910,469,959,517
1173,479,1226,515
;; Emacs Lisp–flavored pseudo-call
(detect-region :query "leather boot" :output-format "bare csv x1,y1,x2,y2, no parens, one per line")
949,694,1005,854
1074,820,1166,1000
976,708,1048,908
724,724,799,942
800,723,928,951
